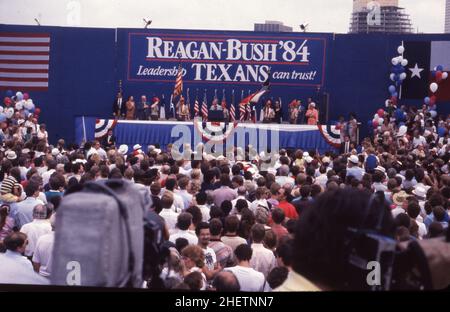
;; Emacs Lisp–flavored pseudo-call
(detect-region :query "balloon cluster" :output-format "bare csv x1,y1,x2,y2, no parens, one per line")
1,90,40,123
425,65,448,118
387,45,409,104
371,109,385,129
428,65,448,95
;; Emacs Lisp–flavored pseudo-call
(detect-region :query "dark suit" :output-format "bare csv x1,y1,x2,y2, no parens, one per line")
102,134,116,148
340,141,351,154
113,97,125,118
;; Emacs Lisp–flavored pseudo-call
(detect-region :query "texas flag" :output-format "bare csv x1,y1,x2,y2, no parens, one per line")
402,41,450,102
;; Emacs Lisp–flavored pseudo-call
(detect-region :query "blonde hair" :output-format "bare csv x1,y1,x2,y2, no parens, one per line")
181,245,205,268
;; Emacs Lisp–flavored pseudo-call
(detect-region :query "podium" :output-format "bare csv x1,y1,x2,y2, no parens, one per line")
208,110,224,122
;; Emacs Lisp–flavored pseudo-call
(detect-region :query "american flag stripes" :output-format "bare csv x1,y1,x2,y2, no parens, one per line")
194,98,199,117
230,90,236,122
0,33,50,90
173,63,183,97
201,91,208,121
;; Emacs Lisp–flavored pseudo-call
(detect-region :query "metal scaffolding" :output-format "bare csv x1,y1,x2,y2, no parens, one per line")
349,6,413,34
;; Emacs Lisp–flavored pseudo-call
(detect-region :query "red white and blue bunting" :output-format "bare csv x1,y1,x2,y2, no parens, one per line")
95,119,117,138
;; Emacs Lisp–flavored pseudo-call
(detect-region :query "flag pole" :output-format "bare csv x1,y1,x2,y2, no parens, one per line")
399,40,404,100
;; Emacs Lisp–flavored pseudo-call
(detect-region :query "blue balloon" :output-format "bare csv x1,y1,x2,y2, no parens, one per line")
0,113,6,123
395,109,405,121
388,85,396,94
437,65,444,71
16,92,23,101
424,97,430,104
392,92,398,98
24,109,30,116
29,104,35,113
5,90,13,97
431,71,436,78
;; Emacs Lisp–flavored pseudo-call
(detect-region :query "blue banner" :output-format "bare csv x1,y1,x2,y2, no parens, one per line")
126,31,329,88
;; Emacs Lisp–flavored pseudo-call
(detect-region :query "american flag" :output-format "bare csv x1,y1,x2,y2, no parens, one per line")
173,63,183,98
201,91,208,121
239,103,246,121
0,33,50,90
230,90,236,122
194,98,199,117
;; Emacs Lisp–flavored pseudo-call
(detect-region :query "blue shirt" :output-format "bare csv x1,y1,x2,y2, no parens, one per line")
14,197,43,229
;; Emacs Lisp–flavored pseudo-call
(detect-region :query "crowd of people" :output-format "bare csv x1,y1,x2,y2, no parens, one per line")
0,91,449,291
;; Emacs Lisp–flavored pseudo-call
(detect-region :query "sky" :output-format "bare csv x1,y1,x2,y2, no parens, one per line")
0,0,447,33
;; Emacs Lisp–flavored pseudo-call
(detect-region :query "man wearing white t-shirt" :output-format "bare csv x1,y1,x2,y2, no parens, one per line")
195,192,210,222
169,213,198,245
196,222,221,281
230,186,251,215
225,244,265,292
249,224,277,278
412,130,427,148
20,204,52,257
158,192,179,232
407,201,427,239
32,214,56,277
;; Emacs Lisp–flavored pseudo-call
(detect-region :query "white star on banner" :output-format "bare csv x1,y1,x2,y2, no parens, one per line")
409,63,424,79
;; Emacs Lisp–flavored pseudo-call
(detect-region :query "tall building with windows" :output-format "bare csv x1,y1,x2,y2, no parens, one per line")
254,21,293,32
446,0,450,33
349,0,413,34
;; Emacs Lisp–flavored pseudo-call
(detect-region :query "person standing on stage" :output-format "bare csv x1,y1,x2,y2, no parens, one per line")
179,97,190,121
222,102,230,122
136,95,149,120
289,100,299,124
297,100,305,124
125,96,136,120
305,102,319,125
348,113,358,144
150,97,160,121
113,92,125,119
274,100,282,124
262,100,275,123
337,116,348,143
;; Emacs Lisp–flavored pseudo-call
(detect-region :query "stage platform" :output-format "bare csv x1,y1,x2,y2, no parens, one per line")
75,118,341,154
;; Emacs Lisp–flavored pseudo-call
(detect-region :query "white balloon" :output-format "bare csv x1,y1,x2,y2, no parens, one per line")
430,82,439,93
400,73,407,80
0,106,3,113
378,118,384,124
374,113,379,120
397,56,403,63
442,72,448,80
390,73,395,81
401,59,408,67
385,99,390,107
24,99,33,110
5,107,14,119
397,46,405,54
392,58,399,66
15,101,23,111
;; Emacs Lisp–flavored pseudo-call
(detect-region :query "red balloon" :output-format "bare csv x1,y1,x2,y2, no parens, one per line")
34,107,41,115
372,120,379,128
430,96,437,105
23,93,29,100
436,71,443,82
3,97,11,106
377,109,384,118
